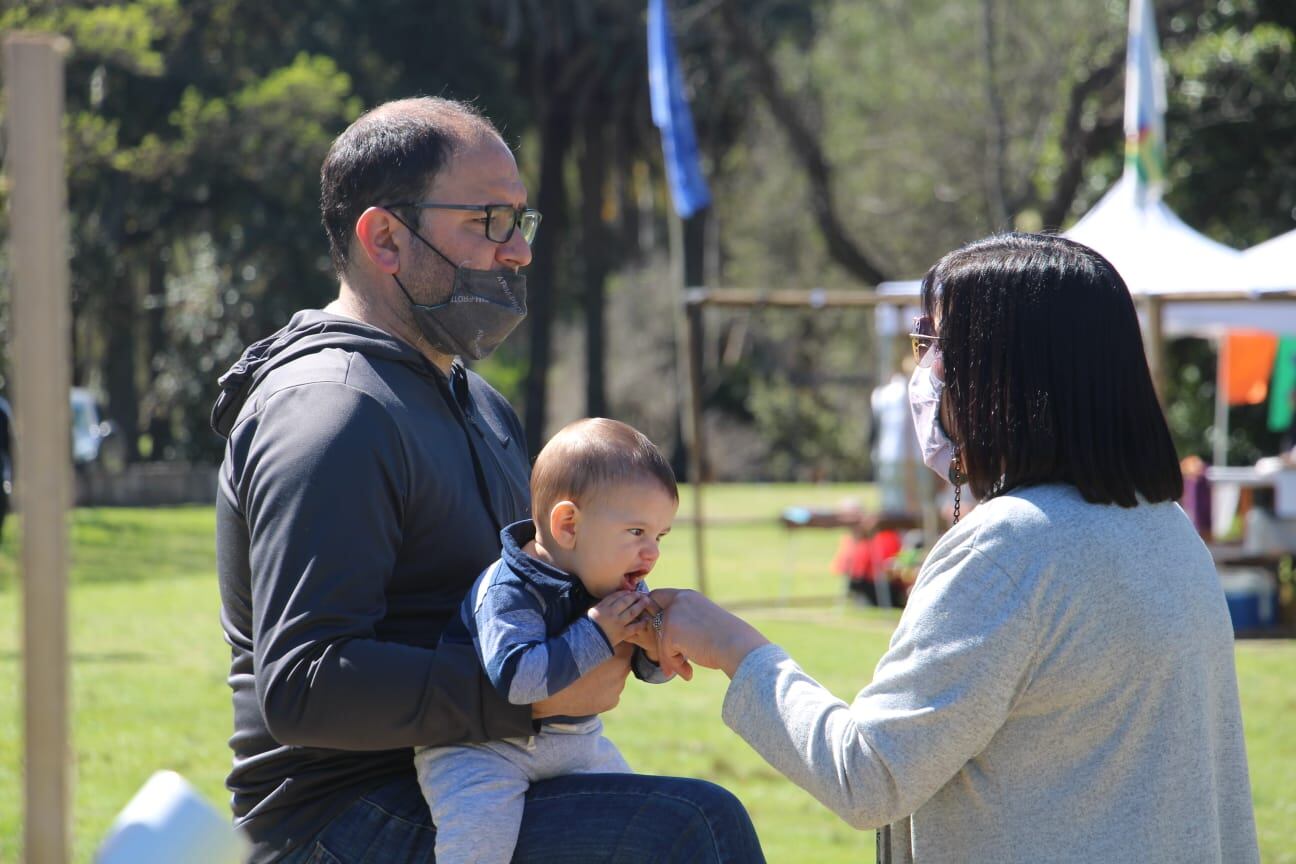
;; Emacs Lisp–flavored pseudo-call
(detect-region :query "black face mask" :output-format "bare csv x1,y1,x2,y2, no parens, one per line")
390,214,527,361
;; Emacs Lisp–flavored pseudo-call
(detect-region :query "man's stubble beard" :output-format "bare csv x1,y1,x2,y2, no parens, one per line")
397,238,458,350
406,233,459,303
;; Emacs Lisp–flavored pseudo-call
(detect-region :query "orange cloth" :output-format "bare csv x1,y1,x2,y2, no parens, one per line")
1222,331,1278,406
833,529,902,581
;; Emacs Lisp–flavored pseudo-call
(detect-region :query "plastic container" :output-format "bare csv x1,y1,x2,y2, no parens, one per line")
1217,568,1279,633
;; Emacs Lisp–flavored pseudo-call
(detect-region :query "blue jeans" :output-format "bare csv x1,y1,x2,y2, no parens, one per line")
278,771,765,863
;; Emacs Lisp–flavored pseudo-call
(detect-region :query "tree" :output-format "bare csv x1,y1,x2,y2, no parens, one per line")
1166,12,1296,246
1,0,523,461
483,0,667,452
5,0,1289,478
715,0,891,285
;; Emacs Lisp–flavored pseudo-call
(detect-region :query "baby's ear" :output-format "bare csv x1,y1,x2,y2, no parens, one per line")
548,500,580,549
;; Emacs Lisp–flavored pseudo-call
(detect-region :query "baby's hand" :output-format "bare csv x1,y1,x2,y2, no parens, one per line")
588,590,651,646
623,593,664,661
625,626,661,662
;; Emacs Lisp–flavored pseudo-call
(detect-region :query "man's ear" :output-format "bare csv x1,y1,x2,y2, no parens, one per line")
354,206,405,274
548,501,580,550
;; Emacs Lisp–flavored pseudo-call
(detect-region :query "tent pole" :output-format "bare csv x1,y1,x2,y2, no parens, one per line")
686,299,708,596
1213,336,1229,468
1145,296,1167,402
6,33,73,864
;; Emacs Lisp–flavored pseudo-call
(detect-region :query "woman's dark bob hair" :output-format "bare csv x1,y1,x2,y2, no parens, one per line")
921,232,1182,507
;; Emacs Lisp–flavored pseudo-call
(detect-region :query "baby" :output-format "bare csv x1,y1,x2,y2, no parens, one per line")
414,417,678,863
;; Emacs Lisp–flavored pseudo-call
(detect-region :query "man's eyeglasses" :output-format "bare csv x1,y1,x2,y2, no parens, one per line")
387,202,542,245
909,315,940,367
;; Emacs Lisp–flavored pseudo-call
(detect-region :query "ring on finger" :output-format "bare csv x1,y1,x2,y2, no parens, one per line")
650,612,663,634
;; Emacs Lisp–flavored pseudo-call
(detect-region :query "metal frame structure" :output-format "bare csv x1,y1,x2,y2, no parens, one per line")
680,286,1296,592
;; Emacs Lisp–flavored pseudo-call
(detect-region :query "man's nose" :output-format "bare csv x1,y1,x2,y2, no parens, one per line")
497,227,532,270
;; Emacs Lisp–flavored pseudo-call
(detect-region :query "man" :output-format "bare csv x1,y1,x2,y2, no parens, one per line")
212,98,763,863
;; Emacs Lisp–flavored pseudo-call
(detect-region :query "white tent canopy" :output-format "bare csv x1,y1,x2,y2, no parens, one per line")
1064,173,1296,334
1243,228,1296,292
878,176,1296,337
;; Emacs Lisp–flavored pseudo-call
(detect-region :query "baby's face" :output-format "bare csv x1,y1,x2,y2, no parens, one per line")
571,481,677,598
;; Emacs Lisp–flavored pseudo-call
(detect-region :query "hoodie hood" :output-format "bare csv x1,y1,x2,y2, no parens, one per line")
211,309,436,439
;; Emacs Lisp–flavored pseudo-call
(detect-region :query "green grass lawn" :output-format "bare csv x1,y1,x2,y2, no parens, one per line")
0,486,1293,863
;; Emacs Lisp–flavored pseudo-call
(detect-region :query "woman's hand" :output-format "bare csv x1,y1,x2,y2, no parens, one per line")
650,589,770,680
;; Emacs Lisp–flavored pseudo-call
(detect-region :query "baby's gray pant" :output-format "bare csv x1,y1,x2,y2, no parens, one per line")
414,721,631,864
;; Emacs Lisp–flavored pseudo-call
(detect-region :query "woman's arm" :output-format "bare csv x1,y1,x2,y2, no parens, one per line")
655,546,1037,830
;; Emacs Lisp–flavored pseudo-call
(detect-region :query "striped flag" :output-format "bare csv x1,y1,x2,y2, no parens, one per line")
648,0,711,218
1268,336,1296,433
1124,0,1168,204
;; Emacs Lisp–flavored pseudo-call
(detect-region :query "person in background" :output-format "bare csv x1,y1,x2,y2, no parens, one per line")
870,360,917,513
1179,454,1213,539
652,233,1259,864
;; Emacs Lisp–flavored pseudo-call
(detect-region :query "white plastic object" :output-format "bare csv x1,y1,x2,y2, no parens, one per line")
95,770,248,864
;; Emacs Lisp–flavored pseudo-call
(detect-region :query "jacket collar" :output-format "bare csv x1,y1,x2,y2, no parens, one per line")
500,520,590,598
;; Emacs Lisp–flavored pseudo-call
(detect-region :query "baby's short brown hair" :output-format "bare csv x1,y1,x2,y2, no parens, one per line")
531,418,678,521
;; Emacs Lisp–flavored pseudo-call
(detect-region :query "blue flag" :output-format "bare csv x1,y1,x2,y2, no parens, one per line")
648,0,711,218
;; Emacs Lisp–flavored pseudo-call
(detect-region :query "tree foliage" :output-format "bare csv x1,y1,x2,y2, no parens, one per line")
704,0,1296,473
0,0,1291,475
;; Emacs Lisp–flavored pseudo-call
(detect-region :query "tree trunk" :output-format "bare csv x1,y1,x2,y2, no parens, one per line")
717,0,889,286
145,253,173,460
580,118,609,418
1040,49,1123,229
104,266,140,463
523,92,574,457
980,0,1010,229
614,113,642,263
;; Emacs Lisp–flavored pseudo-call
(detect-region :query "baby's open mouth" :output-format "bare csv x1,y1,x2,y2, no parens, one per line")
621,569,649,590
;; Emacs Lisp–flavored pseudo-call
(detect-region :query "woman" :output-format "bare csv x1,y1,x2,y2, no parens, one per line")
656,234,1258,863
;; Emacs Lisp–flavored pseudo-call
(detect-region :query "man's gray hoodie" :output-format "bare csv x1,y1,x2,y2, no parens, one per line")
213,309,534,862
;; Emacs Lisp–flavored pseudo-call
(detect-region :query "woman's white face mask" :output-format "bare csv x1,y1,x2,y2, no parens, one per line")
908,352,957,485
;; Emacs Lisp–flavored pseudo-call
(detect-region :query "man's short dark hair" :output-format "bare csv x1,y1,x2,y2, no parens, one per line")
320,97,501,275
921,232,1183,507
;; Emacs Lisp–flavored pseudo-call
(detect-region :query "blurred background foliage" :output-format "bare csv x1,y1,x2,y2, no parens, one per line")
0,0,1293,476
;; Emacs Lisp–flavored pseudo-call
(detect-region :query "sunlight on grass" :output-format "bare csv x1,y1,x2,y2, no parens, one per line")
1,493,1293,863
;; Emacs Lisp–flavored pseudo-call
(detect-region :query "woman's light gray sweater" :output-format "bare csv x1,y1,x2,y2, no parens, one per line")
723,484,1258,863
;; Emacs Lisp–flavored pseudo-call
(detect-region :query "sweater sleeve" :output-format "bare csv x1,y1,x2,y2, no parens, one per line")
240,382,532,750
474,583,615,705
631,647,672,683
721,543,1037,829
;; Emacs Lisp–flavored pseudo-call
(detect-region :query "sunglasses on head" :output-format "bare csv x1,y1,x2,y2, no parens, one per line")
908,315,940,367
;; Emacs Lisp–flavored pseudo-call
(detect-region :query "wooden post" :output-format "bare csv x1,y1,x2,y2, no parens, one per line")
5,32,73,864
1144,295,1167,402
1214,334,1230,469
668,208,711,593
685,298,708,595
